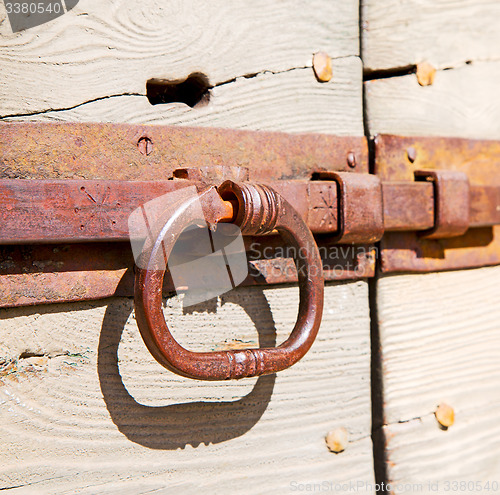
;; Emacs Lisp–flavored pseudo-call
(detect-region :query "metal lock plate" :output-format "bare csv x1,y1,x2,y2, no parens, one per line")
375,134,500,272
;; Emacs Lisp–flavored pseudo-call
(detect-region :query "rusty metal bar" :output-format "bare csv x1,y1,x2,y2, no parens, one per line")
0,178,498,244
0,239,375,308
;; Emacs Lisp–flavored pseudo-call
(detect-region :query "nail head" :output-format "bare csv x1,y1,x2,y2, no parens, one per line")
416,62,436,87
435,403,455,428
407,146,417,163
347,151,356,168
325,427,349,453
313,52,333,83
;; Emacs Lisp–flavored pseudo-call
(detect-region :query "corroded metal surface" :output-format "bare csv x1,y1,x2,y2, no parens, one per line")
316,171,384,243
0,122,369,180
376,134,500,273
1,125,500,307
0,239,374,308
0,243,132,307
0,178,339,243
381,229,500,273
0,176,496,244
414,169,470,239
374,134,500,185
134,183,324,380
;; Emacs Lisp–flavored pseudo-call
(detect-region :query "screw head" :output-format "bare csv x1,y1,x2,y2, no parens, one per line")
347,151,356,168
406,146,417,163
325,427,349,453
435,403,455,428
313,52,333,83
138,137,153,156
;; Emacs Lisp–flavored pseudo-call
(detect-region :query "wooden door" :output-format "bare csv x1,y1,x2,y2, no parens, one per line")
1,0,499,492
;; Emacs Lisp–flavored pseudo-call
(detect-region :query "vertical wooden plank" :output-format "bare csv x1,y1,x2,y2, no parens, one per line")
0,0,374,491
363,1,500,490
377,268,500,486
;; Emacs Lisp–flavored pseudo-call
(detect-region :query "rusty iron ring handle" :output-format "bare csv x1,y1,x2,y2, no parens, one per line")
134,180,324,380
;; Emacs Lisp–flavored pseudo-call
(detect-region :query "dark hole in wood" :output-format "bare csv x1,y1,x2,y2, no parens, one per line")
18,352,46,359
146,72,211,108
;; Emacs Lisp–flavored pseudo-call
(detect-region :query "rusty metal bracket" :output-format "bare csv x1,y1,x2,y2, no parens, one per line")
316,171,384,244
375,135,500,273
414,169,470,239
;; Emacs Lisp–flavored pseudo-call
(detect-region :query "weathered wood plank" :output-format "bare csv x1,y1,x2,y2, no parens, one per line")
362,0,500,71
376,267,500,489
0,0,359,117
365,10,500,483
0,284,374,492
2,58,364,136
364,61,500,139
0,0,373,490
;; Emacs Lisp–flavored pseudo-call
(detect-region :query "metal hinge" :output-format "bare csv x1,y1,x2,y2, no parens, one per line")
1,124,499,310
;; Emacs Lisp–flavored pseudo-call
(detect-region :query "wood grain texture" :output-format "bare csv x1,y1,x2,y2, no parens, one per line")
0,284,374,492
376,267,500,490
0,0,374,489
364,61,500,139
365,9,500,484
362,0,500,71
2,58,364,136
0,0,359,119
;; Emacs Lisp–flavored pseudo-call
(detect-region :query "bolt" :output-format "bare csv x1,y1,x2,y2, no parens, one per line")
325,427,349,453
313,52,333,83
138,137,153,156
435,403,455,429
416,62,436,87
347,151,356,168
407,146,417,163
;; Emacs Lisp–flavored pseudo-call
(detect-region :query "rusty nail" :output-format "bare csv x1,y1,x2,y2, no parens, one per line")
137,137,153,156
435,403,455,429
313,52,333,83
325,427,348,453
347,151,356,168
416,62,436,87
407,146,417,163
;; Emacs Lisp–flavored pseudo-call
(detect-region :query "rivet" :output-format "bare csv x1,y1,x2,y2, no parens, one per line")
347,151,357,168
138,136,153,156
313,52,333,83
325,427,348,453
416,62,436,87
407,146,417,163
435,403,455,428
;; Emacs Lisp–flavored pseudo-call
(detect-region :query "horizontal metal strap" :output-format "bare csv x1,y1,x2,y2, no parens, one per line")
0,179,497,244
